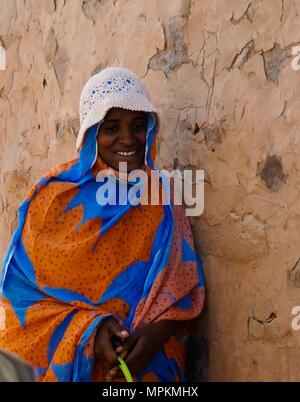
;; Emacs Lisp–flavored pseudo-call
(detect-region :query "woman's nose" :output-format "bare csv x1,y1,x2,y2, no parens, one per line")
119,127,136,145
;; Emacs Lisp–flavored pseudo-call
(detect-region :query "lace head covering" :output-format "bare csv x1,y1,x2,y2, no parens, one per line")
77,67,158,151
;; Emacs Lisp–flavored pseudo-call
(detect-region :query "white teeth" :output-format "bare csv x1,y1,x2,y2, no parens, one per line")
116,151,136,156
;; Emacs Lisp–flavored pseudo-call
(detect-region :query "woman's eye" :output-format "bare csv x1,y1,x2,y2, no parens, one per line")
134,123,147,131
105,125,118,133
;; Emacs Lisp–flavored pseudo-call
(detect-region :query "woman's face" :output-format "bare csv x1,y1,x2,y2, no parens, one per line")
97,108,147,172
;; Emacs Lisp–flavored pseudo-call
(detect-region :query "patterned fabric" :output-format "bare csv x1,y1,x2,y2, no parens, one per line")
0,112,205,382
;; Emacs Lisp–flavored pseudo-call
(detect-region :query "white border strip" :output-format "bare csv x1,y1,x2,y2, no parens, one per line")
0,46,6,71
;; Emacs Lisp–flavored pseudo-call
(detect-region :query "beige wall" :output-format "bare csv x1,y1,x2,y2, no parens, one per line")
1,0,300,381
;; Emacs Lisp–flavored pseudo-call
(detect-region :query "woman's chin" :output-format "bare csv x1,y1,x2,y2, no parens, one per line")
112,158,144,172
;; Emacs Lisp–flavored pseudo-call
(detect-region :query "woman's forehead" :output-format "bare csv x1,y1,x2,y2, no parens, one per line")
104,108,147,121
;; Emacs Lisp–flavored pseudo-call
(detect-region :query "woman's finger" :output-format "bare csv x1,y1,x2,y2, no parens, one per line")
120,350,128,359
124,337,145,375
109,320,130,339
95,328,118,368
115,345,125,354
109,366,123,380
122,330,139,351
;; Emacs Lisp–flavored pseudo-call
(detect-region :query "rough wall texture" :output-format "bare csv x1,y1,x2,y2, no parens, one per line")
1,0,300,381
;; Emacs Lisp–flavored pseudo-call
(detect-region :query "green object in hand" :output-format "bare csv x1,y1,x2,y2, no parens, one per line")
117,356,133,382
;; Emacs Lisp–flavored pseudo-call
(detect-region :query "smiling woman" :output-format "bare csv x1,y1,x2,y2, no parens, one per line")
97,108,147,172
0,67,205,382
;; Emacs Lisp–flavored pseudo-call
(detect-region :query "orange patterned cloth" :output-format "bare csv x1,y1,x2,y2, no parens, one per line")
0,116,205,381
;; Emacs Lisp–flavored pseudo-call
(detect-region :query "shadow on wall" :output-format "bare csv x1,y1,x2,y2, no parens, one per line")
185,303,209,381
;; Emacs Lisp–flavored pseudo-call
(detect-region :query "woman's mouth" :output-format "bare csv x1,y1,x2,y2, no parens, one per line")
115,150,137,157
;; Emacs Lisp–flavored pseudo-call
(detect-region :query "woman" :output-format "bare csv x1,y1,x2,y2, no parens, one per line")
0,67,205,382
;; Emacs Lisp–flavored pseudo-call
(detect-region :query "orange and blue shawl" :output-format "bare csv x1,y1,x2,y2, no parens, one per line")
0,113,205,382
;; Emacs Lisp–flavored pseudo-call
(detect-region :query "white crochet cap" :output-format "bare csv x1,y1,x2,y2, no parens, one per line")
77,66,158,150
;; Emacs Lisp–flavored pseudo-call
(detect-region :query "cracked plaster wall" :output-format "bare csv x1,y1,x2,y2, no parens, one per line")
0,0,300,381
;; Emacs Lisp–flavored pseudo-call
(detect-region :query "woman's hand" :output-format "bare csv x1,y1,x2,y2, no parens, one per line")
108,320,184,380
94,317,129,372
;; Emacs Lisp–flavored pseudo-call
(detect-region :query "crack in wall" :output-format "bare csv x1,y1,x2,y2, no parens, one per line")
252,312,277,325
149,19,189,78
280,0,285,22
82,0,102,24
43,27,58,67
149,1,191,78
230,2,253,24
288,258,300,287
230,40,255,70
248,312,279,341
